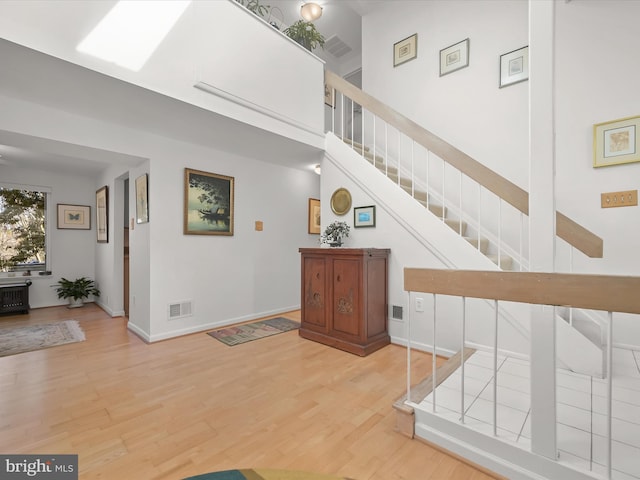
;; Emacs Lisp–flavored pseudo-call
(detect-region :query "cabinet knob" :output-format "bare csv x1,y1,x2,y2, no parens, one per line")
336,275,341,282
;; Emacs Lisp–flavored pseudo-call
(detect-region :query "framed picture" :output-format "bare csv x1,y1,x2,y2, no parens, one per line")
354,205,376,228
135,173,149,224
440,38,469,77
499,46,529,88
324,84,335,108
184,168,234,236
96,186,109,243
394,33,417,67
308,198,321,234
593,115,640,168
57,204,90,230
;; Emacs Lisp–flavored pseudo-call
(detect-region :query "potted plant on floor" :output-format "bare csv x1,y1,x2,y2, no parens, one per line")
53,277,100,308
284,20,325,51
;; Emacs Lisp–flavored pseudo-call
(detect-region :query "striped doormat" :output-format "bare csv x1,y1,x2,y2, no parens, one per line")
207,317,299,346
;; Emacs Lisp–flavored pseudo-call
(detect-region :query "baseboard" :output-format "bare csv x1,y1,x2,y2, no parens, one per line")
127,322,151,343
146,305,301,342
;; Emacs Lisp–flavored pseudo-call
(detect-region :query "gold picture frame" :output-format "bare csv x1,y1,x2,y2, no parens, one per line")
393,33,417,67
308,198,321,234
184,168,234,236
96,186,109,243
593,115,640,168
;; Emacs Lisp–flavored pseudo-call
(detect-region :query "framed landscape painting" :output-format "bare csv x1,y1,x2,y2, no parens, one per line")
394,33,417,67
184,168,234,236
308,198,320,234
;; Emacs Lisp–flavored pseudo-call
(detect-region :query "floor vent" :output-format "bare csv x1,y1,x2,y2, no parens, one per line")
168,300,193,320
325,35,352,58
392,305,403,320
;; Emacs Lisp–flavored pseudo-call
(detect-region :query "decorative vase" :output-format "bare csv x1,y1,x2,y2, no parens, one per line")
329,238,343,247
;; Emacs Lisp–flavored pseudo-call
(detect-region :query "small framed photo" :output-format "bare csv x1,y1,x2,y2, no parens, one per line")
308,198,321,234
184,168,234,236
57,204,90,230
96,186,109,243
354,205,376,228
499,46,528,88
593,115,640,168
135,173,149,224
440,38,469,77
394,33,417,67
324,84,335,108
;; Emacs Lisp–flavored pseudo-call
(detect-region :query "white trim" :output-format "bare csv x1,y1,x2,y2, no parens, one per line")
194,81,324,139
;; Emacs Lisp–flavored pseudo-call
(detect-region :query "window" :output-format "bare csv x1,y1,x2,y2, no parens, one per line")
0,185,49,274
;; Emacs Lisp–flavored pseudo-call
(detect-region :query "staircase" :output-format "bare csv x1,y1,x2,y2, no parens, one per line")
341,137,514,270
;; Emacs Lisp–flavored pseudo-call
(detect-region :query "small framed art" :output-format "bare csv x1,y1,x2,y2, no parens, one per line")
308,198,321,234
324,84,335,108
96,186,109,243
499,46,528,88
354,205,376,228
394,33,417,67
135,173,149,224
593,115,640,168
440,38,469,77
184,168,234,236
57,204,90,230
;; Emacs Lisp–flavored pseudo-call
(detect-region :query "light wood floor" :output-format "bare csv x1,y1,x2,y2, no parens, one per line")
0,305,496,480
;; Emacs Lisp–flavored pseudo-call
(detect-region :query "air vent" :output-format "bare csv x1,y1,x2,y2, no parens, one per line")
392,305,403,320
325,35,352,58
168,300,193,320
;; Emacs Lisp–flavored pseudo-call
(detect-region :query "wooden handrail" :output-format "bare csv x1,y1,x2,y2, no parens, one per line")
326,70,604,258
405,268,640,314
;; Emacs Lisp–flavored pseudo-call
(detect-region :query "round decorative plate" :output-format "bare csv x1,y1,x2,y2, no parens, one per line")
330,188,352,215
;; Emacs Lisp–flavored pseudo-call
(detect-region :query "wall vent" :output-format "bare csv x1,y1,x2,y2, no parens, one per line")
168,300,193,320
325,35,352,58
392,305,403,320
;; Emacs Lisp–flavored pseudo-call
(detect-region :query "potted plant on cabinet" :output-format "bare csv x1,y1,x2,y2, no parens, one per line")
321,221,350,247
284,20,325,51
53,277,100,308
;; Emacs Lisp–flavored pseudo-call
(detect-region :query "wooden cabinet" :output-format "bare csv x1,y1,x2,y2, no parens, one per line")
299,248,390,356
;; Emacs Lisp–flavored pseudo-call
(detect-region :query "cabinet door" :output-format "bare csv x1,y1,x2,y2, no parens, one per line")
302,256,328,330
331,258,362,339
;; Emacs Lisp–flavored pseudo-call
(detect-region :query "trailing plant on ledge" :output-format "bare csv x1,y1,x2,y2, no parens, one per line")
284,20,325,51
235,0,270,18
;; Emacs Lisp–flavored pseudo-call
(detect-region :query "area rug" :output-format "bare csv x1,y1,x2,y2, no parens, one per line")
0,320,85,357
207,317,300,346
184,469,354,480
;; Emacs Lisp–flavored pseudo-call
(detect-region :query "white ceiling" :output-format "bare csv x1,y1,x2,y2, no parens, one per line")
0,0,384,176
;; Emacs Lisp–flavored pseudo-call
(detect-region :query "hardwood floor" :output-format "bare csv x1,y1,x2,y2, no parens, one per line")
0,305,496,480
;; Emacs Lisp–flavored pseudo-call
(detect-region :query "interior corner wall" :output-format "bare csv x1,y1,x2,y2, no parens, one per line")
145,140,320,341
0,164,96,308
361,0,529,189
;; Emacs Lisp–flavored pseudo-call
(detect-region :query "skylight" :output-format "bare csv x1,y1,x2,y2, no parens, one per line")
77,0,191,71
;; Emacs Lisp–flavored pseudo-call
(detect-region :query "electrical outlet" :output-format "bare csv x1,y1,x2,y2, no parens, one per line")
415,297,424,312
601,189,638,208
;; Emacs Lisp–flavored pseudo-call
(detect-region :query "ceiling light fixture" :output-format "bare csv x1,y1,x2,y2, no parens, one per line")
301,2,323,22
314,164,321,175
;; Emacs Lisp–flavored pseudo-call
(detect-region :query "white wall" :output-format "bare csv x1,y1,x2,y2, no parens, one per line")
359,0,640,346
0,164,96,308
0,93,320,340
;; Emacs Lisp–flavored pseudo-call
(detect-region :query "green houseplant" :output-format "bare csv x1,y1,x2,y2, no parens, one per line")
321,221,350,247
53,277,100,308
283,20,325,51
235,0,270,18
